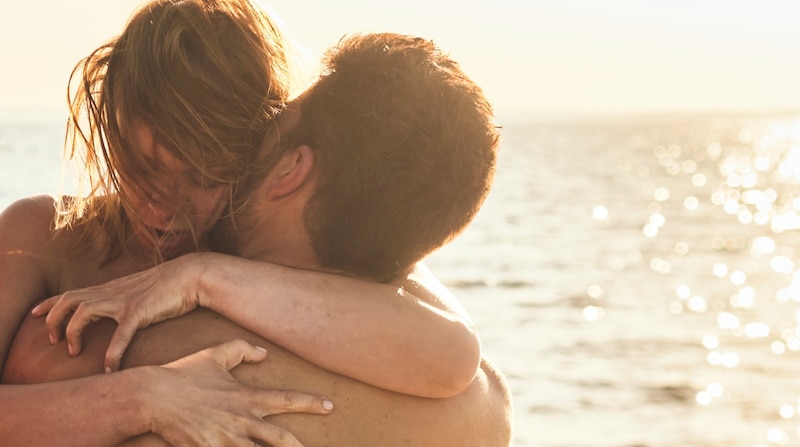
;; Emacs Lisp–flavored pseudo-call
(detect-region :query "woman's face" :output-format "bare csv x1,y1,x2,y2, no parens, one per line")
123,123,230,259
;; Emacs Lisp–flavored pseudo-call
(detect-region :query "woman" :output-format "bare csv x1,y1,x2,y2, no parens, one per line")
0,1,334,445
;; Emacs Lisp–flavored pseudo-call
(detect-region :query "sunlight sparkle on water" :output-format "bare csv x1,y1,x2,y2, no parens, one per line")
707,382,724,397
683,196,699,210
687,296,707,313
695,383,724,406
730,286,756,309
643,224,658,238
668,301,683,315
587,284,604,299
650,213,666,227
785,336,800,352
751,236,776,255
634,116,800,445
702,335,720,349
743,322,770,338
649,257,671,274
654,187,670,202
582,305,605,322
776,147,800,183
767,428,789,445
707,351,740,368
729,270,747,286
717,312,740,330
775,284,800,303
696,391,712,406
692,173,707,187
738,208,754,224
592,205,609,221
771,256,795,274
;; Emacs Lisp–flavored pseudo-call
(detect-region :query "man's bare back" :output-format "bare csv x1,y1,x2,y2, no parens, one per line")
5,307,512,447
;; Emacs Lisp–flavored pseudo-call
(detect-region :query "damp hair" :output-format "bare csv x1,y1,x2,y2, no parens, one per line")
57,0,297,262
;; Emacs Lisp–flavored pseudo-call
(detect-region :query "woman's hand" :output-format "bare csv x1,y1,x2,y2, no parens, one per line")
142,339,333,446
32,253,208,372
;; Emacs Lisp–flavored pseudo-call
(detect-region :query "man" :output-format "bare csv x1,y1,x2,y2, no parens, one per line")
5,33,512,446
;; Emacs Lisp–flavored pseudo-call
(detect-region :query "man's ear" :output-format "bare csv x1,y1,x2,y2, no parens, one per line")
265,145,315,199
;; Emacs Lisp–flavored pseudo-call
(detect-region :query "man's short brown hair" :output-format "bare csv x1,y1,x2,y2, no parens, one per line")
297,33,499,281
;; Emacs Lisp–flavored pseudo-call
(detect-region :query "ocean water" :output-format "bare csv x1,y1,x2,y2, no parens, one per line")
3,111,800,446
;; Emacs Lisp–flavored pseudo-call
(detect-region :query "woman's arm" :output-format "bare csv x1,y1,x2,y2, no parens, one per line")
0,198,331,446
2,339,332,446
39,252,481,398
197,254,481,398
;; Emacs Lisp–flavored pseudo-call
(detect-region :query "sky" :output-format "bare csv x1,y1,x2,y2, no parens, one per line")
1,0,800,120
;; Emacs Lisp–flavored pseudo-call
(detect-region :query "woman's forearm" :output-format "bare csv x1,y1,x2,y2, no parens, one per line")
195,253,480,398
1,369,151,446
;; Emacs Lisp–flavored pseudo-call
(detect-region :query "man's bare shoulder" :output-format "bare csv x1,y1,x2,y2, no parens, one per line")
6,307,512,446
121,309,513,447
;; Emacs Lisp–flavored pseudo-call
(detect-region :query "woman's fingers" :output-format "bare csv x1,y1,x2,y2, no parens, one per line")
211,339,270,371
43,292,84,344
64,297,122,356
204,340,335,416
30,295,58,317
249,423,306,447
104,319,140,372
152,340,332,447
255,389,334,417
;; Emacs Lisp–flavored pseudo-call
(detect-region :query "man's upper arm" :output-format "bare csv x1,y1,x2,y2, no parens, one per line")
0,196,55,371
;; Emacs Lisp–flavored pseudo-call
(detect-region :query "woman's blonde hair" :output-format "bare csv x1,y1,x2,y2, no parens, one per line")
58,0,296,260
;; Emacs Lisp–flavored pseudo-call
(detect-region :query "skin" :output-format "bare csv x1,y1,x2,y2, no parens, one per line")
5,308,513,447
0,106,503,446
121,122,231,258
0,197,332,446
33,252,478,396
1,97,512,446
24,106,481,399
0,192,511,445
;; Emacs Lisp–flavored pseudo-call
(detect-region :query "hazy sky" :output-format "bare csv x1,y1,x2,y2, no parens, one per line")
1,0,800,119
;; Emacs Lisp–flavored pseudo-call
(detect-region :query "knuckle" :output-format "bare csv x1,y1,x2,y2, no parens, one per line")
74,301,91,316
65,324,81,339
115,328,133,342
281,390,296,405
270,426,290,443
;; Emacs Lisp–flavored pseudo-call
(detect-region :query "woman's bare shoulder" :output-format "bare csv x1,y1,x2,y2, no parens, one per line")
0,195,60,242
0,194,92,263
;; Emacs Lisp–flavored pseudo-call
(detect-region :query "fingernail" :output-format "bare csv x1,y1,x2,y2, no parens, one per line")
49,333,56,344
323,400,334,411
255,346,267,353
31,305,40,315
68,344,75,356
105,367,112,374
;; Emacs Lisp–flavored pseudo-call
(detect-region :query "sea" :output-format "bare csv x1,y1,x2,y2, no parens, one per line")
2,110,800,447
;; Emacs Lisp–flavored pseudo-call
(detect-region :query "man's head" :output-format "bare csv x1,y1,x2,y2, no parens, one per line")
251,33,499,281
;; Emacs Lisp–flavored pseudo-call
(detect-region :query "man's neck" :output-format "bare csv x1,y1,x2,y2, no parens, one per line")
210,215,321,271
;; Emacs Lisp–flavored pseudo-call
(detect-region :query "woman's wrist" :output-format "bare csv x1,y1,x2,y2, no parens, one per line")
109,367,159,439
183,252,218,310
